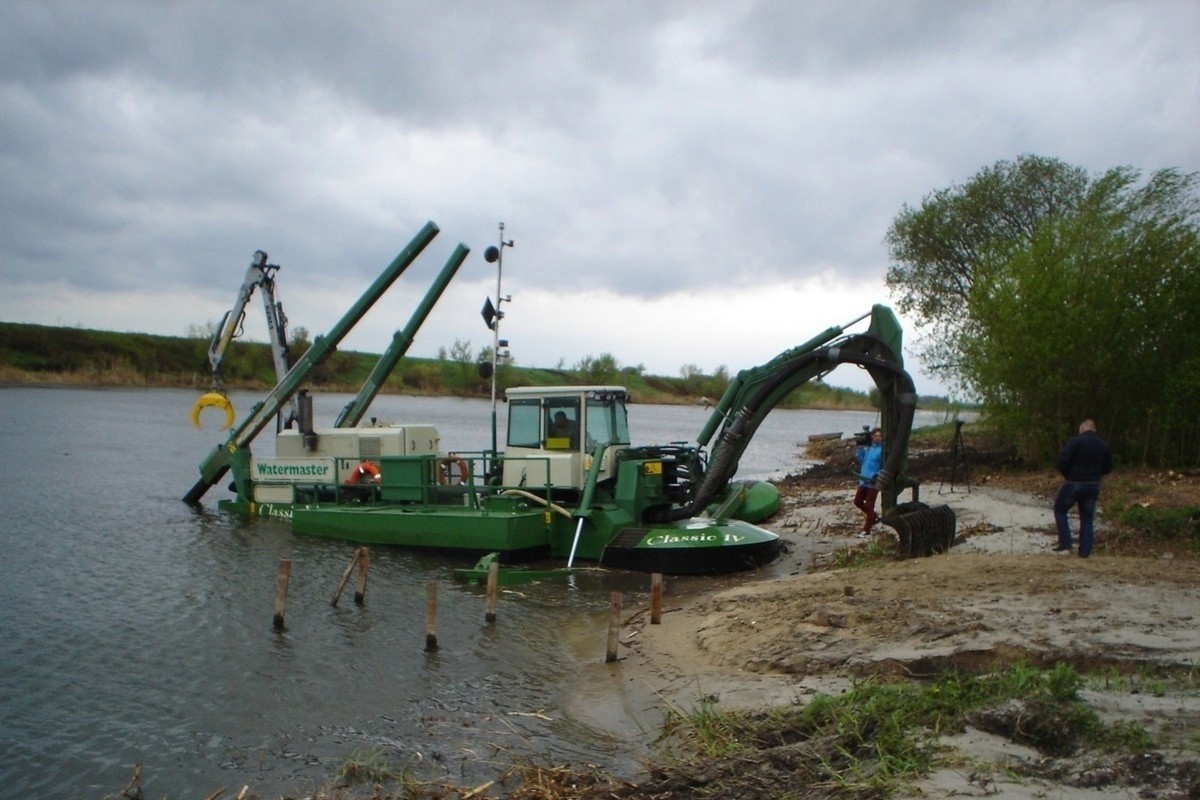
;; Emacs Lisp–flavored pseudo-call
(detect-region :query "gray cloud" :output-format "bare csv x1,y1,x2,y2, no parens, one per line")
0,0,1196,388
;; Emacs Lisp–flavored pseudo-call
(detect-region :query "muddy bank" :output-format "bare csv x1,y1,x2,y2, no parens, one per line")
610,477,1200,798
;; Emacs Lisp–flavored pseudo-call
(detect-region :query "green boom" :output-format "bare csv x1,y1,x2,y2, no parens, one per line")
334,242,470,428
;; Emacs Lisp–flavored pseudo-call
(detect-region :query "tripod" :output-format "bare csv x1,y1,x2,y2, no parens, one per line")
940,419,971,494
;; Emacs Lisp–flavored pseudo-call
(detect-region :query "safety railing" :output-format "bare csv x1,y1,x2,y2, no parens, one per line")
289,451,562,509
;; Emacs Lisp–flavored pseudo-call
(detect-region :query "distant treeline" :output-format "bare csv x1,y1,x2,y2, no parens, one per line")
0,321,952,410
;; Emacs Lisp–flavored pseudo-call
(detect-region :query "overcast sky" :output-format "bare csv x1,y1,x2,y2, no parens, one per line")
2,1,1197,397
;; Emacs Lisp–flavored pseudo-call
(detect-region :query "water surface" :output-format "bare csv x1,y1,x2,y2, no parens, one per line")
0,386,947,797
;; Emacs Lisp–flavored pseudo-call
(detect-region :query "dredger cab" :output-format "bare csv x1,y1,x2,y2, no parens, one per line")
501,386,631,496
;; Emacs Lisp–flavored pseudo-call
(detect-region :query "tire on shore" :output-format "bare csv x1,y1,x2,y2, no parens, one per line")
883,502,957,558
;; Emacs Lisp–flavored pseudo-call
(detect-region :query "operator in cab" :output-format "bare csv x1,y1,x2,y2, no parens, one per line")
549,411,578,447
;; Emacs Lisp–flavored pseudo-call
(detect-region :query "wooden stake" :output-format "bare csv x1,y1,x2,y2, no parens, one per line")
120,764,142,798
425,580,439,652
332,547,370,607
605,591,622,663
650,573,663,624
273,559,291,630
331,548,359,607
353,547,369,606
485,559,499,623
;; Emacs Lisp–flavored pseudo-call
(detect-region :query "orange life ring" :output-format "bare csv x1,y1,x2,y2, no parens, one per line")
345,461,381,485
438,457,468,486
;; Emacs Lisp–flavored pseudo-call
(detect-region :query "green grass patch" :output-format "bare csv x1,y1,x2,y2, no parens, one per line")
821,539,896,571
653,663,1158,798
1105,501,1199,543
337,747,410,785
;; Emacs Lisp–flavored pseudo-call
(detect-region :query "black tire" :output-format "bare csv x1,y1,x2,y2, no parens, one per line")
885,504,956,558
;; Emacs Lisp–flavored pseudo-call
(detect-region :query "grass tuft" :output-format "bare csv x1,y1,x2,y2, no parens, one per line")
647,663,1159,798
337,747,407,785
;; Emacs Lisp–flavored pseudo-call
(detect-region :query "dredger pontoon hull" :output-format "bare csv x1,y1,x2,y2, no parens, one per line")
286,501,781,575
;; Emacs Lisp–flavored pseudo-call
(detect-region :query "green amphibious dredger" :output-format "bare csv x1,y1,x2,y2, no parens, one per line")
185,221,953,575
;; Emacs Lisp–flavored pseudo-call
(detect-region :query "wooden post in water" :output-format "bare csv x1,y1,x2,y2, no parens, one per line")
273,559,291,630
605,591,622,663
425,580,439,652
331,549,357,607
331,546,370,607
485,559,499,623
353,547,369,606
650,573,663,625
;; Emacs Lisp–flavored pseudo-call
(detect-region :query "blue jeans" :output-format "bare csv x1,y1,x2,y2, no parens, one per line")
1054,481,1101,556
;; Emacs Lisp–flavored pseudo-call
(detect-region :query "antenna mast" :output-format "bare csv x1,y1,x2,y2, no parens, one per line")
482,223,514,462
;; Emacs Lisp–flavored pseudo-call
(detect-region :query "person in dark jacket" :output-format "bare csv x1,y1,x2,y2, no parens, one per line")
1053,419,1113,557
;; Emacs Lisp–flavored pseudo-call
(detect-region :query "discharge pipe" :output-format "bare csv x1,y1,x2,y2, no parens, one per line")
335,242,470,428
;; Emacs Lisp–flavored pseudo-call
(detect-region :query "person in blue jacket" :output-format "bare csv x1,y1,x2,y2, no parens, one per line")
854,427,884,534
1053,419,1113,557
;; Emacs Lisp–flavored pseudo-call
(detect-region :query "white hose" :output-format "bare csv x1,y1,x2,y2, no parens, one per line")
567,517,584,569
500,489,585,569
499,489,573,519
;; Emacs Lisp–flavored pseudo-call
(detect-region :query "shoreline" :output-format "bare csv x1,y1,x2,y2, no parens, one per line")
599,481,1200,798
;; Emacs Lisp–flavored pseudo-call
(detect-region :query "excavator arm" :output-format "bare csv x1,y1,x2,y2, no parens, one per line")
190,251,296,431
682,305,918,518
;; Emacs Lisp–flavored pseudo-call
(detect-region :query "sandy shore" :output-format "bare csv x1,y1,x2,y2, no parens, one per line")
606,482,1200,798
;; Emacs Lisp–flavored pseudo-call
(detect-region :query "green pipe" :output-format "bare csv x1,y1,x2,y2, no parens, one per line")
575,440,610,518
335,242,469,428
696,376,739,447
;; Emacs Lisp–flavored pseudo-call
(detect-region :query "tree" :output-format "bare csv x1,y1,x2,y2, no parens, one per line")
443,338,477,390
706,365,732,402
187,321,217,340
574,353,620,384
887,157,1200,466
885,155,1090,392
289,326,310,361
679,363,704,396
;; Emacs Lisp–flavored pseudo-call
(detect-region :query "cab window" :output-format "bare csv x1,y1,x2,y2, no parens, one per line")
506,398,542,448
544,398,580,449
586,395,630,447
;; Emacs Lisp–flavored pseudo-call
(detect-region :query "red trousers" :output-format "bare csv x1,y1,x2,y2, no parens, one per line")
854,485,879,532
